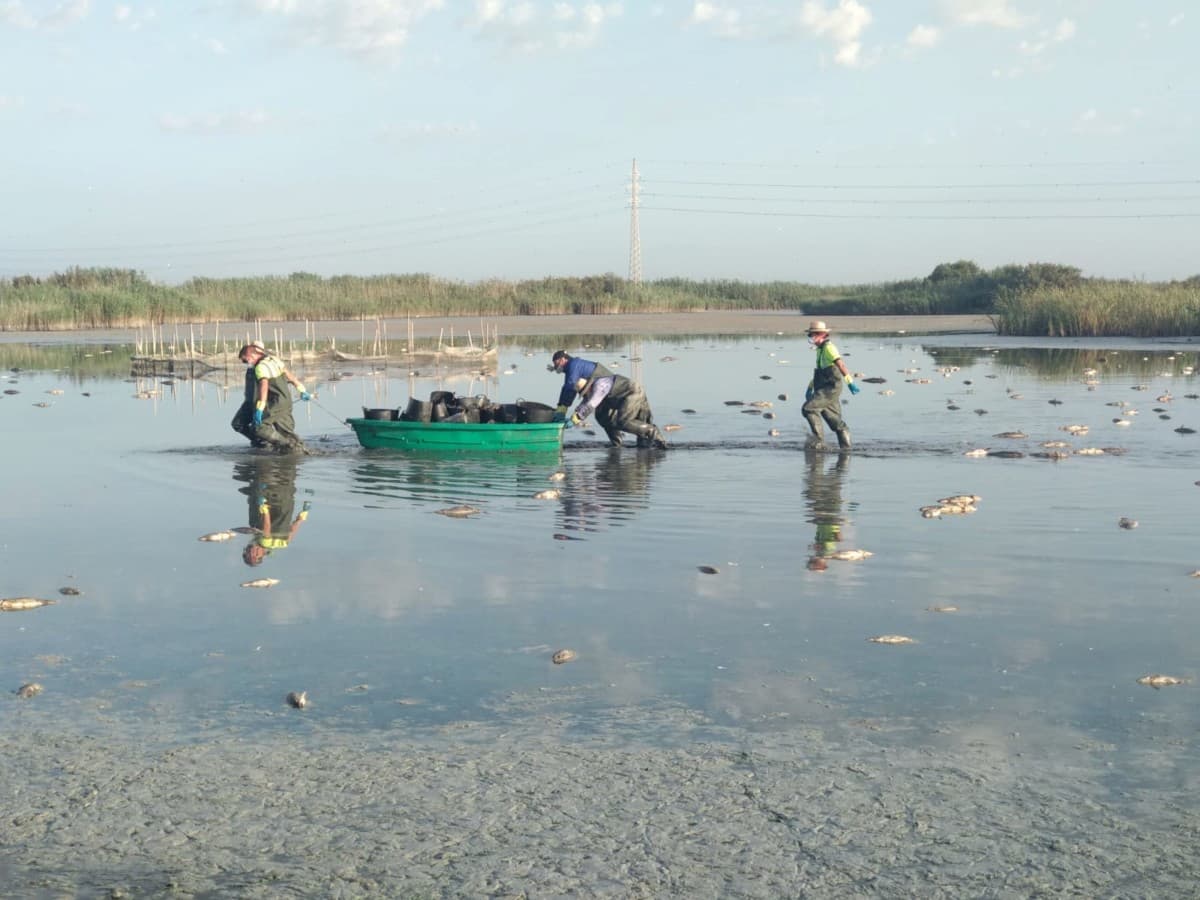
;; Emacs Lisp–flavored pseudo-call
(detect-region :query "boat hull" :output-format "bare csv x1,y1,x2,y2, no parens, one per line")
347,418,564,453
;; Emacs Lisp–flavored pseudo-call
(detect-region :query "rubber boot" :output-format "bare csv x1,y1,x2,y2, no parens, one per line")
835,427,852,450
629,421,668,450
804,413,826,449
604,427,623,448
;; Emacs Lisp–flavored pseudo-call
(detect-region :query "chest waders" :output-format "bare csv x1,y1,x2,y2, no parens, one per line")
802,344,851,449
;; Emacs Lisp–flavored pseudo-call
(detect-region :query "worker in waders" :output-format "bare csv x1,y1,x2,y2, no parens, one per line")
234,457,311,567
231,341,311,453
549,350,668,449
802,321,859,451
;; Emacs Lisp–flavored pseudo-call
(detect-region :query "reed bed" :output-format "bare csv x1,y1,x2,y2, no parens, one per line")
2,265,1198,336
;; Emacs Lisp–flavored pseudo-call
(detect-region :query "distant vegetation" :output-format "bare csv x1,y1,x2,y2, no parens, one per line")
1,263,1198,337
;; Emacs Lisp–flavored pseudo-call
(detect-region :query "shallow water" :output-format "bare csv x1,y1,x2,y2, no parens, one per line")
2,331,1199,895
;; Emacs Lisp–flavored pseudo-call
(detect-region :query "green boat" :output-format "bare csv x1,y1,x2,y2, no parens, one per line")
347,418,565,454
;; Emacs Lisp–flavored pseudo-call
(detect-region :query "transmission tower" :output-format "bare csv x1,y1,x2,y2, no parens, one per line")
628,158,643,285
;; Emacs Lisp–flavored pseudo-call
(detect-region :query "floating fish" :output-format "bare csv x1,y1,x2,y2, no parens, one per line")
1136,674,1188,689
724,400,744,406
868,635,916,645
663,424,683,432
660,356,678,363
435,505,481,518
861,377,887,384
286,690,309,709
33,401,52,408
697,565,720,575
939,495,981,506
1075,447,1105,455
993,431,1027,439
0,597,56,611
1175,426,1197,435
532,489,561,500
1062,424,1089,435
46,389,65,395
681,408,697,414
767,428,781,437
963,448,988,457
777,393,790,401
240,578,280,588
548,471,567,481
15,682,43,699
926,605,959,613
57,586,82,596
198,530,237,542
552,532,584,541
1118,517,1138,530
748,400,773,409
1041,440,1070,448
987,450,1024,459
551,649,577,664
830,549,873,561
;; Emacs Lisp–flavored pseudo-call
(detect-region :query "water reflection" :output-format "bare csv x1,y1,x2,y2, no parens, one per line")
232,456,310,566
556,447,665,535
802,449,849,572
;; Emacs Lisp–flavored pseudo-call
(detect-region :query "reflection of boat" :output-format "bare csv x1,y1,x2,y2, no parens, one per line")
348,418,564,453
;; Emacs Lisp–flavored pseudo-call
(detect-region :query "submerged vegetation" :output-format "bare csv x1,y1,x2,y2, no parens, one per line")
1,263,1197,337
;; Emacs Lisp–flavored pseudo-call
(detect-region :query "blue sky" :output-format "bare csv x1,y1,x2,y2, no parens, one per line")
1,1,1196,286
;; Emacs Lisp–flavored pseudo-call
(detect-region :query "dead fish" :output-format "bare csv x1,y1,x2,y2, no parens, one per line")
926,605,959,613
993,431,1027,439
724,400,745,406
759,375,772,380
0,597,57,611
551,649,577,664
663,424,683,432
963,448,988,457
198,530,238,542
533,488,561,500
830,549,873,561
748,400,773,409
229,526,261,534
583,429,596,436
548,471,567,481
1041,440,1070,448
436,505,481,518
286,690,309,709
553,532,583,541
240,578,280,588
1118,517,1138,530
777,393,789,401
681,408,697,414
946,404,961,411
58,586,82,596
939,494,981,506
973,409,988,415
861,376,887,384
1062,424,1090,435
762,411,776,420
33,401,52,408
1075,447,1105,455
659,356,678,362
740,408,762,415
867,635,917,645
767,428,781,437
1175,426,1197,435
1136,674,1188,689
16,682,43,699
988,450,1024,459
697,565,720,575
1048,398,1063,405
46,389,65,395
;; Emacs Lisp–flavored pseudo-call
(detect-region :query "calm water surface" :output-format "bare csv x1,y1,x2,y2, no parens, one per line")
3,333,1198,782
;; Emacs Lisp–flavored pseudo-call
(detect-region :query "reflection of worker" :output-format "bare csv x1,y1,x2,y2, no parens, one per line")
802,320,859,451
549,350,668,449
231,341,311,453
233,458,310,566
557,449,664,535
804,449,849,572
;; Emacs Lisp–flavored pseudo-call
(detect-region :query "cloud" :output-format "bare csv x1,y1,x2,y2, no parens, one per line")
1,0,90,29
797,0,873,67
942,0,1031,29
1018,17,1075,55
467,1,623,53
1168,13,1184,28
380,120,481,142
158,109,277,135
687,2,744,38
246,0,445,61
906,24,939,48
206,37,229,55
1072,107,1123,136
0,94,25,110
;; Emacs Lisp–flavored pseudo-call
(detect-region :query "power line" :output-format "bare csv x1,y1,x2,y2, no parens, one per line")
640,205,1200,221
646,178,1200,190
640,191,1200,205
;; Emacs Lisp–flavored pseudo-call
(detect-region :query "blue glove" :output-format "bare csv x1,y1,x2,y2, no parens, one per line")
551,412,565,423
252,407,264,427
847,382,860,395
563,417,574,430
299,391,312,402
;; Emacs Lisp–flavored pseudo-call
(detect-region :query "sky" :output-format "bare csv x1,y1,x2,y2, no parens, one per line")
1,1,1196,286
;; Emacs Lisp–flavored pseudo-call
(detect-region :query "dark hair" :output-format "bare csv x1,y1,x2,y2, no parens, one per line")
552,350,569,364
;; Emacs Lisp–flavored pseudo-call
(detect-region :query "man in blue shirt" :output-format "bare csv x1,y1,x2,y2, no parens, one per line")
550,350,668,449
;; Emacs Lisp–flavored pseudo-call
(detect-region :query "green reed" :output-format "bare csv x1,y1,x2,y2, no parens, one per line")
994,282,1200,337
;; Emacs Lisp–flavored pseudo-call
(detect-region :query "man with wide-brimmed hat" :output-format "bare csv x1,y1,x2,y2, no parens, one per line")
802,320,859,450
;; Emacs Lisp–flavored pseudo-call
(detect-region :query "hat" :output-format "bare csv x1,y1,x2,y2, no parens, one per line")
806,320,831,335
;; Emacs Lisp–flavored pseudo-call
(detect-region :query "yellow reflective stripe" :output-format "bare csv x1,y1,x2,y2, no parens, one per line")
258,537,289,549
254,356,286,380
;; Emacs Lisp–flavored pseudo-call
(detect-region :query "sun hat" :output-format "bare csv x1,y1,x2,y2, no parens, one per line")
806,320,831,335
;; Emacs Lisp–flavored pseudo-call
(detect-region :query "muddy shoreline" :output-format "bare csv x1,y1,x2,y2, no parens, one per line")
0,312,995,346
2,701,1195,898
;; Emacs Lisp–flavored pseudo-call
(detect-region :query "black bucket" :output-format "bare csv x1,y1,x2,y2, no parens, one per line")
518,400,557,424
402,397,433,423
429,390,455,405
492,403,522,424
431,400,451,422
363,407,399,421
